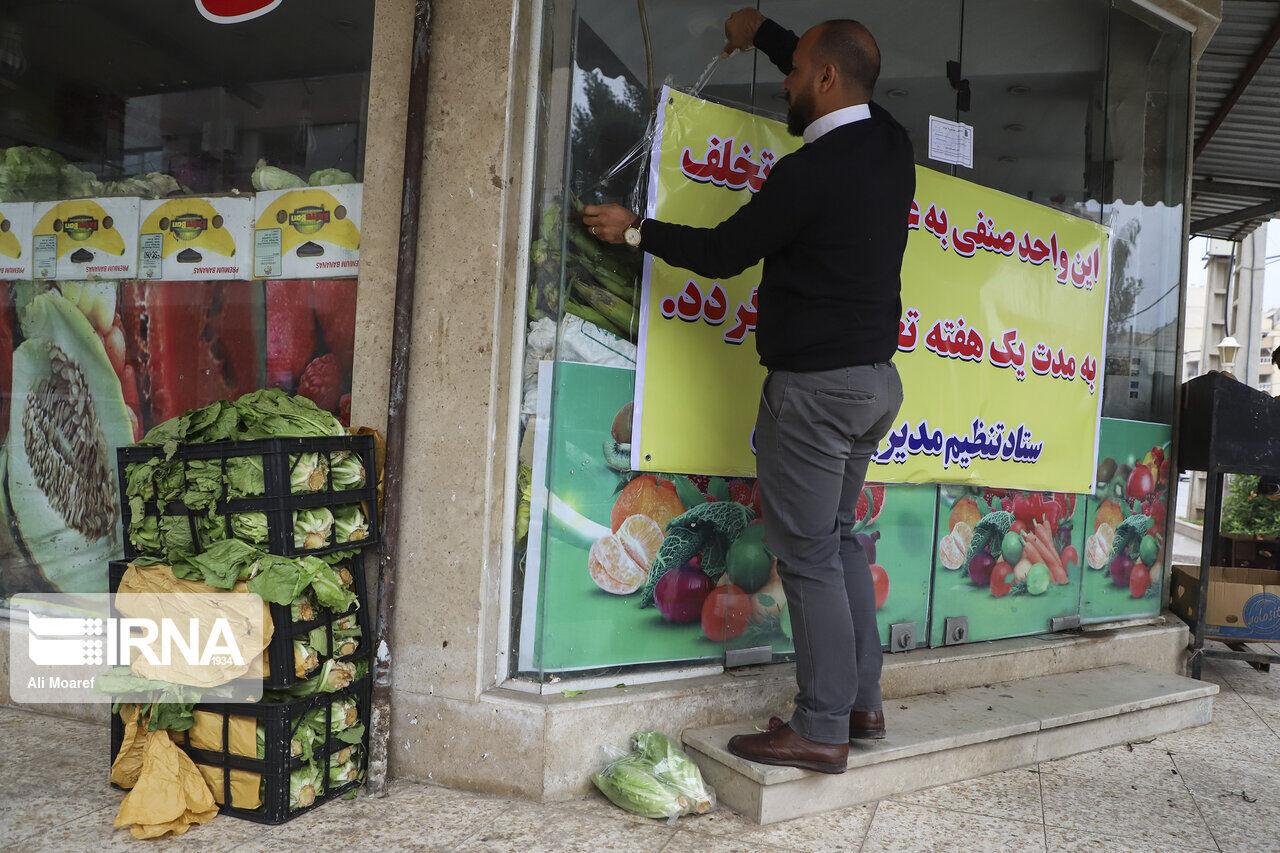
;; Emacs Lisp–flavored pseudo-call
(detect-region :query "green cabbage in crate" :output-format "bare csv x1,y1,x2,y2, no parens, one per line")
330,451,366,490
290,452,329,493
289,763,324,809
333,504,368,544
309,614,361,657
294,507,335,550
327,746,363,787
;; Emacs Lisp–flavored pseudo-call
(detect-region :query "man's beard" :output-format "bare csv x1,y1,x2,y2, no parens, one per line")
786,92,812,137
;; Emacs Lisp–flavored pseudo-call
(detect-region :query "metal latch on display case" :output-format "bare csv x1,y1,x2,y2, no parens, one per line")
943,616,969,646
725,646,773,669
889,622,917,652
1050,614,1082,632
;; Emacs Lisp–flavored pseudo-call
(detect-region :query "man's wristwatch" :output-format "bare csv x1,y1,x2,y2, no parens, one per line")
624,218,643,247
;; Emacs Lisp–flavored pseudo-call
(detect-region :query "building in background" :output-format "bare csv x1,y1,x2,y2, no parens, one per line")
1261,307,1280,395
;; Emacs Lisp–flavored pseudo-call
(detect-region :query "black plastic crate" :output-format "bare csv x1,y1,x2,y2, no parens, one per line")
117,435,380,560
110,674,372,824
108,553,371,690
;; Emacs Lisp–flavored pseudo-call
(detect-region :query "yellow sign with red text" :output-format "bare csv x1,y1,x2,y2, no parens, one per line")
633,87,1109,493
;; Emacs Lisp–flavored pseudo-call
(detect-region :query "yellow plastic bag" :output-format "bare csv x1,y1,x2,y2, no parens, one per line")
113,726,219,839
185,709,264,809
109,704,148,789
117,563,274,684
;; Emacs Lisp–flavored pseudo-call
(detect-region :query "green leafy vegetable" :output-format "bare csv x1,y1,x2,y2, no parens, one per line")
632,731,714,814
331,451,366,490
171,538,263,589
267,659,366,700
592,754,689,820
964,510,1014,566
252,159,306,191
308,168,356,186
294,640,320,678
294,507,335,550
289,762,324,809
291,452,329,494
333,504,369,544
96,668,203,732
309,614,361,657
225,456,265,498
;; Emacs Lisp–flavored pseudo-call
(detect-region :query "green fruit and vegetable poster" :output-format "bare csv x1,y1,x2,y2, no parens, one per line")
930,485,1086,645
1079,418,1170,623
519,361,934,674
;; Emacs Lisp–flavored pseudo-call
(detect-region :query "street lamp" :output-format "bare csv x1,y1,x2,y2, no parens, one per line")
1216,335,1240,374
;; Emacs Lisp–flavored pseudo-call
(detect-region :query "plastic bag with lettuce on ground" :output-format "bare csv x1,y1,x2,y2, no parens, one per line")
591,730,716,823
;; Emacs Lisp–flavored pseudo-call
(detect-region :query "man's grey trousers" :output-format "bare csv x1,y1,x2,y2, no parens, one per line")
755,362,904,744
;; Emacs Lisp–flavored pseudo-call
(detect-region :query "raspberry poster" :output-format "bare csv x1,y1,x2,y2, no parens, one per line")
519,360,933,674
0,278,355,596
1079,418,1171,623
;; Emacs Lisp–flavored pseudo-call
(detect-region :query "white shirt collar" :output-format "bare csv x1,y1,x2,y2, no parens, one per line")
802,103,872,144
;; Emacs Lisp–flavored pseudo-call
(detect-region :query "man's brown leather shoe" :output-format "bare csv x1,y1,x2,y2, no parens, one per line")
850,709,886,741
727,722,847,774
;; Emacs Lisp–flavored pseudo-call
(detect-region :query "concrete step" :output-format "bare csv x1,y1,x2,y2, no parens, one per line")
681,664,1216,825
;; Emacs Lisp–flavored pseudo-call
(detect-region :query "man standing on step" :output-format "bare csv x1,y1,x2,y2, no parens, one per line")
584,9,914,774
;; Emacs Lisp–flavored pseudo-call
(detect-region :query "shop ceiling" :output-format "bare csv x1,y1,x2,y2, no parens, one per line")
1191,0,1280,240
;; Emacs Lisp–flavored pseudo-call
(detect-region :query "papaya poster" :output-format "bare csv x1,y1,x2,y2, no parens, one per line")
633,88,1110,494
0,278,358,597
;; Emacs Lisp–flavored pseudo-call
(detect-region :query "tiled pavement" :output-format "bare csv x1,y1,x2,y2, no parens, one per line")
5,649,1280,852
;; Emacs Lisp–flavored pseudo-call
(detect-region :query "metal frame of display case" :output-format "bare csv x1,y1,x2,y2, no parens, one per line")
1176,373,1280,679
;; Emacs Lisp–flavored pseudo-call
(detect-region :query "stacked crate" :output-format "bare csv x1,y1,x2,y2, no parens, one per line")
110,435,379,823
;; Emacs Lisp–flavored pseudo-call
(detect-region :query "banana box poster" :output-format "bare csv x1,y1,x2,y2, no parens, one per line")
634,88,1109,494
0,202,34,279
138,197,253,281
253,184,362,279
31,197,140,280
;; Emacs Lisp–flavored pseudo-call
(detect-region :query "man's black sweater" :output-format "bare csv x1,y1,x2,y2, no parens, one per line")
640,20,915,372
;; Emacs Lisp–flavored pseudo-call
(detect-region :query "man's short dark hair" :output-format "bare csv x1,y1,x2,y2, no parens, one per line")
814,20,881,96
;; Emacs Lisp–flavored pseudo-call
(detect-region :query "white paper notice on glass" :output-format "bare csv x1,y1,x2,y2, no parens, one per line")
928,115,974,169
